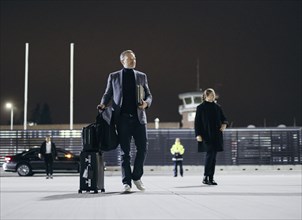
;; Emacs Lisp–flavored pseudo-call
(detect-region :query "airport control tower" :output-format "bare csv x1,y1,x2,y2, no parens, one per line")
178,59,203,128
178,91,202,128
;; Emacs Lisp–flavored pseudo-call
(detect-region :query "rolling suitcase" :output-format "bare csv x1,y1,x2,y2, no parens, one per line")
78,151,105,193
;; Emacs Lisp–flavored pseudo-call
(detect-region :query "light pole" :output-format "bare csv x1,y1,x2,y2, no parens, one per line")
5,103,14,130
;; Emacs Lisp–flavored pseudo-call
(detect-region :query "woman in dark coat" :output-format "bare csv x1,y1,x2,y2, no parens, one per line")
40,136,57,179
194,88,228,185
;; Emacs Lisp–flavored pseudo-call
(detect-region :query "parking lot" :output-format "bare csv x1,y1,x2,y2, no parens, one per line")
1,166,301,220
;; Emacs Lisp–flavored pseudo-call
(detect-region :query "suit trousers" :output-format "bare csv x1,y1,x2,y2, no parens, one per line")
117,114,148,186
44,154,54,176
204,151,217,179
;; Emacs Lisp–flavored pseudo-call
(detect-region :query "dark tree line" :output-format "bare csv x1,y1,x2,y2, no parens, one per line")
10,103,52,125
30,103,52,124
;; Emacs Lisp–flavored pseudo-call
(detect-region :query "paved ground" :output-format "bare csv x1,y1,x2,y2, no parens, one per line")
1,167,301,220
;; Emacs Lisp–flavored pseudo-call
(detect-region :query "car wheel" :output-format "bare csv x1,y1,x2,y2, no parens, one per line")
17,163,33,176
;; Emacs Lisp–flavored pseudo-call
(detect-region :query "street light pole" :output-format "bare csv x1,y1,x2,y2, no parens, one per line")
24,42,29,130
10,108,14,130
70,43,74,130
5,103,14,130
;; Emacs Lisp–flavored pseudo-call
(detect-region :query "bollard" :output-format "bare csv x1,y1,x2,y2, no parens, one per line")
155,118,160,129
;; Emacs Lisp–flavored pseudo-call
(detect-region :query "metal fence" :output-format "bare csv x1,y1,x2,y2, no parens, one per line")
0,128,301,166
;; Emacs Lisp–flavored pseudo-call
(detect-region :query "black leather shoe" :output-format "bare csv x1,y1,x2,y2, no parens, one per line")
202,176,209,184
208,180,218,185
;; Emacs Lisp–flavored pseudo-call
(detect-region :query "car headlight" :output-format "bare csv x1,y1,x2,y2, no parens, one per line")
65,154,72,159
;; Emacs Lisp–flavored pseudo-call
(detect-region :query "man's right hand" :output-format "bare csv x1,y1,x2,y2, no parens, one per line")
97,104,106,110
196,136,203,142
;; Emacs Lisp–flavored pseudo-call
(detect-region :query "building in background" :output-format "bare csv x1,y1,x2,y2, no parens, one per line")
178,91,202,128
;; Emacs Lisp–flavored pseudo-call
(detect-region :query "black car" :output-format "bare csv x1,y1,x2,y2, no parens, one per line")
3,147,80,176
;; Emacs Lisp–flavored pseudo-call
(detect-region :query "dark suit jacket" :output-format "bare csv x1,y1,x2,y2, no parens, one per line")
40,141,57,158
100,69,152,125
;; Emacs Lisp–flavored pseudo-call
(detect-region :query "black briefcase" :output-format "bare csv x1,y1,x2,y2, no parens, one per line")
95,109,119,152
82,123,98,152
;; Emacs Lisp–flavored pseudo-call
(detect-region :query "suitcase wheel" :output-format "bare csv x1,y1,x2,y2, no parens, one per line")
101,188,105,193
78,190,82,194
94,190,98,194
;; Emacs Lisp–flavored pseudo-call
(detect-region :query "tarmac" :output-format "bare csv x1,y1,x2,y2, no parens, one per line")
1,166,301,220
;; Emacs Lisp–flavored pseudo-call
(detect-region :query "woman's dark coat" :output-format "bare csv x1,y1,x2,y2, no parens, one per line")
194,101,228,152
40,141,57,158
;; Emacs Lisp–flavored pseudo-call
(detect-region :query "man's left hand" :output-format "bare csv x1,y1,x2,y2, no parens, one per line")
138,100,148,109
220,124,227,132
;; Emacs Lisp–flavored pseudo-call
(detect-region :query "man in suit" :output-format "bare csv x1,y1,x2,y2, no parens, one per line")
97,50,152,192
40,136,57,179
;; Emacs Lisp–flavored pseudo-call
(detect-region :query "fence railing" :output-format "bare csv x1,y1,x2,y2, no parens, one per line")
0,128,301,166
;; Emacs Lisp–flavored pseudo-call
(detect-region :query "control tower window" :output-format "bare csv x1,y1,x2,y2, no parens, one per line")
194,96,202,104
184,97,192,105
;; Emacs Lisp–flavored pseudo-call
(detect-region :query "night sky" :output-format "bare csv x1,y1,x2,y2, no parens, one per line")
1,0,301,127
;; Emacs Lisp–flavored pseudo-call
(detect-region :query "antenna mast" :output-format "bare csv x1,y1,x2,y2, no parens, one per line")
196,58,200,91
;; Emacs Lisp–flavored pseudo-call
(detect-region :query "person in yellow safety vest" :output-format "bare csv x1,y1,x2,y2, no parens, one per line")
170,138,185,177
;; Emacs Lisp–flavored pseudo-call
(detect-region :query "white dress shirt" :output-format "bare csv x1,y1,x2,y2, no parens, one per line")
46,142,52,154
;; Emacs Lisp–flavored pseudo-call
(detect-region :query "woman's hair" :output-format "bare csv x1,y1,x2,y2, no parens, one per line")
202,88,215,100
